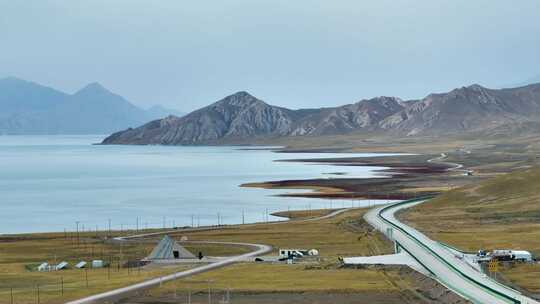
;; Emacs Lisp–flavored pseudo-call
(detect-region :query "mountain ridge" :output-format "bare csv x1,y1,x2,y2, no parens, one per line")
0,77,183,134
102,82,540,145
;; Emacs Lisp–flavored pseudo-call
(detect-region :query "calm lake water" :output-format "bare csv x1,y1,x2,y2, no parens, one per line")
0,135,397,234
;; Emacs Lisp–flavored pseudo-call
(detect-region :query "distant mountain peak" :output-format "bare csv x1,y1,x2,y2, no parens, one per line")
76,82,109,94
213,90,264,107
466,83,488,91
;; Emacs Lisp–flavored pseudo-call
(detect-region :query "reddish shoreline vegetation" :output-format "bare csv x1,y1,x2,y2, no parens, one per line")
242,154,466,200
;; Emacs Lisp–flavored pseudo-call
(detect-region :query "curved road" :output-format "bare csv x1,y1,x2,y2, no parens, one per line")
66,241,271,304
365,198,539,304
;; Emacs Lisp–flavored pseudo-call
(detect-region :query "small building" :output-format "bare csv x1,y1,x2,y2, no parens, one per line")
92,260,104,268
75,261,87,269
146,235,196,260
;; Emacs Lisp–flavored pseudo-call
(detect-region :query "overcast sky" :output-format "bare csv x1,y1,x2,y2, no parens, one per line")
1,1,539,111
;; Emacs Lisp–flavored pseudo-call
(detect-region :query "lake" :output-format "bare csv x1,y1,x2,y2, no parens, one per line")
0,135,397,234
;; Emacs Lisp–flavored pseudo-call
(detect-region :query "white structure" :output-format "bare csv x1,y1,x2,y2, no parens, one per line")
75,261,87,269
92,260,104,268
37,262,49,272
308,249,319,256
55,261,69,270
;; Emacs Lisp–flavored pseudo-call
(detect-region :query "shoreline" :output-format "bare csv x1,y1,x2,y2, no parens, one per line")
241,153,463,200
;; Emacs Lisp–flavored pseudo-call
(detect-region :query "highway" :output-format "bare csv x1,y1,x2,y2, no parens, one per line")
365,198,540,304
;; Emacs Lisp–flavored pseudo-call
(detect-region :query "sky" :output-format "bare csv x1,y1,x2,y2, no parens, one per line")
1,0,540,112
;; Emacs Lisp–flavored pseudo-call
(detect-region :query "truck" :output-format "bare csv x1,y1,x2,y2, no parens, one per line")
489,250,533,262
511,250,533,262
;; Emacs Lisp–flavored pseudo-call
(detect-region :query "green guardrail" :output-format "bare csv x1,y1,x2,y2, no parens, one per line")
379,197,521,304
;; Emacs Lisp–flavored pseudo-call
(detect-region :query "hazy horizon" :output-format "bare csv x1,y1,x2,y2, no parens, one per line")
2,1,539,112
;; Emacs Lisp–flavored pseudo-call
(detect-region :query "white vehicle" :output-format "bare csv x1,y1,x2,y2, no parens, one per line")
511,250,533,262
279,249,305,258
489,249,534,262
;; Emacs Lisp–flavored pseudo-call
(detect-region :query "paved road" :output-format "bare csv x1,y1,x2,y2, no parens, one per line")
65,241,271,304
111,207,355,243
365,198,539,304
428,152,472,175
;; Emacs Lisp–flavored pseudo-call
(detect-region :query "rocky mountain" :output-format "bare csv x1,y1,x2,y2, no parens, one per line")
380,83,540,136
103,91,299,144
102,93,407,144
103,82,540,145
0,77,181,134
291,97,405,136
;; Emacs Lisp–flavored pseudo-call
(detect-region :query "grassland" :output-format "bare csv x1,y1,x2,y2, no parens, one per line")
402,166,540,295
134,208,435,303
0,230,247,304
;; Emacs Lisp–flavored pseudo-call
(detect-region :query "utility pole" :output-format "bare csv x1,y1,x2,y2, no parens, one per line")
136,217,139,232
288,206,290,218
75,221,80,246
242,209,245,225
191,214,194,227
163,216,166,229
208,280,212,304
108,218,111,238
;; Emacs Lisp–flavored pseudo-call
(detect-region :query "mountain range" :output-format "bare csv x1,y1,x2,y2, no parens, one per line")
0,77,184,134
102,82,540,145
